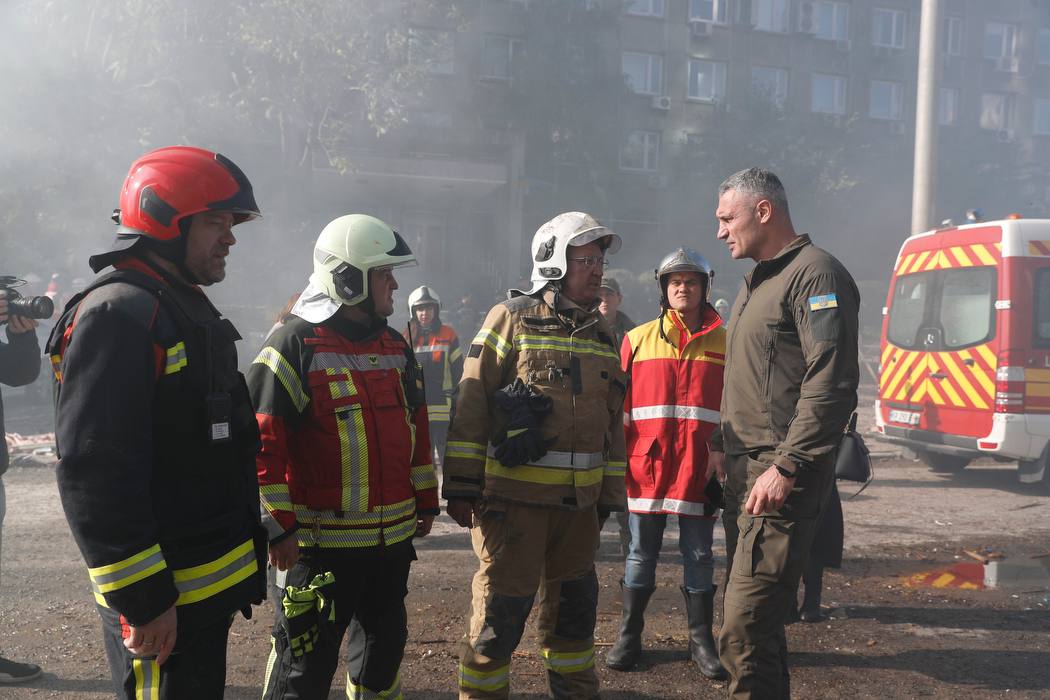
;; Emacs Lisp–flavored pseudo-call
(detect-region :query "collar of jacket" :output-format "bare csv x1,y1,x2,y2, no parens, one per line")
324,312,389,342
540,287,601,327
665,305,722,346
746,233,811,288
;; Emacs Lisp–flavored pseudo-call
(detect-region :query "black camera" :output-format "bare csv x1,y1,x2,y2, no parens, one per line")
0,277,54,321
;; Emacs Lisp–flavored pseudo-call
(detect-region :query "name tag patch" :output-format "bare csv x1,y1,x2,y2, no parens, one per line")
808,294,838,311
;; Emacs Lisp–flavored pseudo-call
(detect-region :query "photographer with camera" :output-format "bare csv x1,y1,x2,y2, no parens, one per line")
0,284,44,684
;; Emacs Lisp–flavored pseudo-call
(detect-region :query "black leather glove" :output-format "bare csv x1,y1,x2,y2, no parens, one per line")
492,379,555,467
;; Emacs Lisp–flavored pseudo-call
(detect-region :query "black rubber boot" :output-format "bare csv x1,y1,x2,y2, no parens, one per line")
799,560,825,623
681,585,727,680
606,581,654,671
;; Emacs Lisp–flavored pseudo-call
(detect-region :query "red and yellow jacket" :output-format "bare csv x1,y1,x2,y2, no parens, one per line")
408,320,463,425
247,314,439,550
621,306,725,517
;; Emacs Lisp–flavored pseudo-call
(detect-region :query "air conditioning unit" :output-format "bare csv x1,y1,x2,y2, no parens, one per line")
997,129,1015,142
690,20,712,37
651,95,672,111
889,121,906,135
797,1,816,33
647,173,669,189
995,56,1020,72
835,39,852,52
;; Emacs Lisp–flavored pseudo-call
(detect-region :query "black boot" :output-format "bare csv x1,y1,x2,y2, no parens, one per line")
606,581,654,671
681,585,727,680
799,561,825,623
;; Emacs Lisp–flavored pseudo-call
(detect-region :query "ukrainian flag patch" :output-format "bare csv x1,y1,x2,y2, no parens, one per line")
808,294,838,311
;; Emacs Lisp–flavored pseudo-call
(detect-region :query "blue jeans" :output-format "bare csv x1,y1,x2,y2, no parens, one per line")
624,512,715,593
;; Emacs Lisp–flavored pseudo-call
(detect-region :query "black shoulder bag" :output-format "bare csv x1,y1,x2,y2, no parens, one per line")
835,411,874,498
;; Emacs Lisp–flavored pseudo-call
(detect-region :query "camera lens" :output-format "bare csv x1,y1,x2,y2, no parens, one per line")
9,295,54,319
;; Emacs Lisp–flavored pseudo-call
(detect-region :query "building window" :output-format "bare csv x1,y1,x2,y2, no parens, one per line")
984,22,1017,60
752,0,788,33
409,28,455,74
625,0,664,17
620,130,661,171
943,16,963,56
813,1,849,41
1035,99,1050,136
869,80,903,120
480,35,523,80
872,8,906,49
938,88,959,126
811,73,846,114
979,93,1014,131
687,59,727,102
623,52,664,95
1039,29,1050,65
751,65,788,107
689,0,730,24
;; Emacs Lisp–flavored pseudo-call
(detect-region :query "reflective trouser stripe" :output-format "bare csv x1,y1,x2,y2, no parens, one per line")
132,658,160,700
458,663,510,692
540,646,596,675
262,636,277,698
347,670,403,699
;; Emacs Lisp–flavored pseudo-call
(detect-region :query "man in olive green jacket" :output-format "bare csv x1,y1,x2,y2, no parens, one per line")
711,168,859,699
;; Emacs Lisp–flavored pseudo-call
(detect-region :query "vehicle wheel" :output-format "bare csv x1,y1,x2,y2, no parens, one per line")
1018,447,1049,491
917,450,971,473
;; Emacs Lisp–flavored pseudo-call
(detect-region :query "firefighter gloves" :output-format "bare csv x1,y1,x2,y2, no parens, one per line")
492,379,555,467
281,572,337,659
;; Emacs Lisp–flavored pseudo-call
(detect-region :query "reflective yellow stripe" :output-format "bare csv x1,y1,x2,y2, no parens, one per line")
449,347,463,363
253,346,309,413
446,440,486,461
164,341,187,375
50,353,62,381
133,658,160,700
411,464,438,491
458,663,510,691
541,646,595,674
172,539,257,606
335,405,369,513
471,328,512,361
971,244,997,266
605,460,626,477
293,498,417,526
515,334,618,360
299,517,418,549
347,670,403,699
485,458,605,486
88,544,167,593
326,366,359,399
260,483,293,512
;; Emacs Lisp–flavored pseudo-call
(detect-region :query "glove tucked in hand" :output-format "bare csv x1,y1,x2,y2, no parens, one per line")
281,571,337,659
492,379,555,467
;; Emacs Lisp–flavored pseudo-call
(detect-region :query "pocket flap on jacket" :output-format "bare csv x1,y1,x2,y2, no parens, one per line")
630,434,660,457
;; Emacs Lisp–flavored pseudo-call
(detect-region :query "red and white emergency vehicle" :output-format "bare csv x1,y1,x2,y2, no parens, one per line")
875,217,1050,488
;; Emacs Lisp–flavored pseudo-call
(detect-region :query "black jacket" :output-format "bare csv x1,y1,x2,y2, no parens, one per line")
0,325,42,476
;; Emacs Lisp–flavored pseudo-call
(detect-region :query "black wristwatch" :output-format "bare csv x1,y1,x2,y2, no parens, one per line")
774,463,797,479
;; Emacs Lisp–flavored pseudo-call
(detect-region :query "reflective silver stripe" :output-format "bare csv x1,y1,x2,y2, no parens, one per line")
415,344,449,353
628,497,712,516
486,447,605,469
293,498,417,525
630,404,720,424
89,547,166,592
310,351,407,373
172,540,257,605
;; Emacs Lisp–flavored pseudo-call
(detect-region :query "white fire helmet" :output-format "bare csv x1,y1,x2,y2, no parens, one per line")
514,211,622,295
407,285,442,313
292,214,416,323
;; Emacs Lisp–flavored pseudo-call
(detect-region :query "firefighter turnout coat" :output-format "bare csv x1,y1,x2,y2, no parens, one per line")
621,306,725,516
442,289,627,511
408,319,463,426
48,259,266,635
247,314,439,549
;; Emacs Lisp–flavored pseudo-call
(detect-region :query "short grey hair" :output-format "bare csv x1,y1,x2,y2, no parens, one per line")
718,168,790,217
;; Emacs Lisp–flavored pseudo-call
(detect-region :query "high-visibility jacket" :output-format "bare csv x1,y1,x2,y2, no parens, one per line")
408,319,463,425
247,314,439,550
621,306,725,516
47,258,266,633
442,289,627,510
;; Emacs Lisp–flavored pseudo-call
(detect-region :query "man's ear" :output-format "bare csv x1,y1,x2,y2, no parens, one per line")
755,198,773,224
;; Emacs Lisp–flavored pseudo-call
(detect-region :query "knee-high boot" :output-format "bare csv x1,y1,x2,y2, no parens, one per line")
681,585,727,680
605,581,654,671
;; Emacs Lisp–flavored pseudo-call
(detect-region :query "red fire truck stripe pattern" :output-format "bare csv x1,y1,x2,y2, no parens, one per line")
879,344,996,409
895,242,1001,275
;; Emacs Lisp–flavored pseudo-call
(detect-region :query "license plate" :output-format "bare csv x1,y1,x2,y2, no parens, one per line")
889,409,920,426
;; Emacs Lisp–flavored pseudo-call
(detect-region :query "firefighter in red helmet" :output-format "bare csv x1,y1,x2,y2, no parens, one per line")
47,146,267,699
